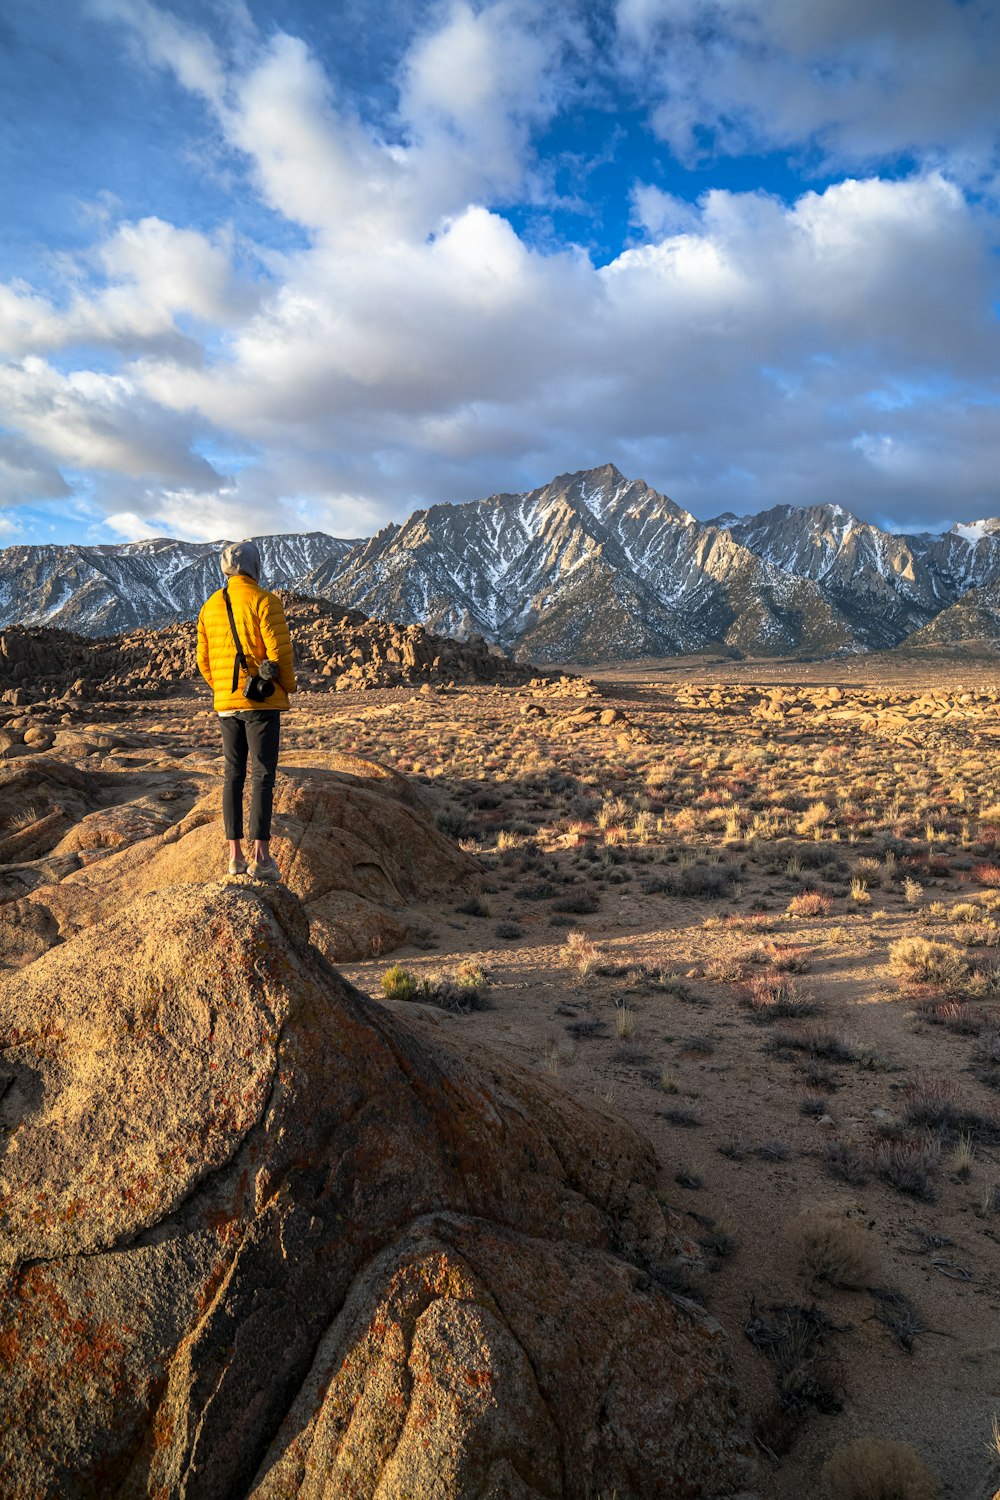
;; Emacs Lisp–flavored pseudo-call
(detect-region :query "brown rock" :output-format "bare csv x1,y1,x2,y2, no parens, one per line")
20,754,477,964
0,880,757,1499
0,760,102,865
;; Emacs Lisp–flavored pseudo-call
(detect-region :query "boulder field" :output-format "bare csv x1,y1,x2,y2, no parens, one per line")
0,878,758,1499
0,596,593,706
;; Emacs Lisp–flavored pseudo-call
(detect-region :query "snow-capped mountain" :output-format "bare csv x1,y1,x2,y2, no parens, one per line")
718,503,947,648
717,501,1000,649
303,466,854,661
2,466,999,659
0,533,356,635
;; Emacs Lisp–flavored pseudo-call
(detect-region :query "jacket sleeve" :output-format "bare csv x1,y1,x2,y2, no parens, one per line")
196,605,213,687
259,592,297,695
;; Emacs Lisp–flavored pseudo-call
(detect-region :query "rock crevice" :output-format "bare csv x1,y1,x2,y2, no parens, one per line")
0,878,758,1499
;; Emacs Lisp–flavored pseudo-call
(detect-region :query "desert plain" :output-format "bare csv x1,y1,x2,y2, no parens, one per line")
2,654,1000,1498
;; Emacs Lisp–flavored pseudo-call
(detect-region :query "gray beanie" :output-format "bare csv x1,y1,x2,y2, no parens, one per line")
220,539,261,582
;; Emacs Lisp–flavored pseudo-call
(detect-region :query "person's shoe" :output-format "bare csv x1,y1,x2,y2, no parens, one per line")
248,858,282,883
228,855,248,876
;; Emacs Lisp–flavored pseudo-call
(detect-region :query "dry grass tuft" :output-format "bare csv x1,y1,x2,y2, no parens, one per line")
788,1209,879,1289
787,889,832,917
889,937,967,987
744,974,816,1021
561,929,601,977
822,1436,939,1500
952,1133,975,1181
614,1004,636,1041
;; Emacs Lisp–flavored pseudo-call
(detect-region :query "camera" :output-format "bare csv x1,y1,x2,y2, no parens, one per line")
245,659,278,701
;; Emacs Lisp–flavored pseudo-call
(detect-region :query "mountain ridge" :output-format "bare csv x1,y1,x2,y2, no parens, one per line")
2,466,998,661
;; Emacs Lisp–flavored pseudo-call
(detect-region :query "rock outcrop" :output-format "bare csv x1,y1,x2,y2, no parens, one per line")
1,754,477,967
0,879,758,1498
0,596,585,707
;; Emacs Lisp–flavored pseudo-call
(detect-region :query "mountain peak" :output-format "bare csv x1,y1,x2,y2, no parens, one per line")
950,518,1000,544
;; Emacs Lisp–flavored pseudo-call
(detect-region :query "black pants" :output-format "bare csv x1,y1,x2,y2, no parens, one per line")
220,711,281,841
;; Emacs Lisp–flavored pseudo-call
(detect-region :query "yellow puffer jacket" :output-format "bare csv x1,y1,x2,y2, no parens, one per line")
197,574,297,713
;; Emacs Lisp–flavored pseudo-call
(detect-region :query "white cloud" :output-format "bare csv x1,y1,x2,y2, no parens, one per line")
0,433,72,508
614,0,1000,179
1,0,998,541
87,0,226,101
0,218,255,359
399,0,574,210
0,358,222,485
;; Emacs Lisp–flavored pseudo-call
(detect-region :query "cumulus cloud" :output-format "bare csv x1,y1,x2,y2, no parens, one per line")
614,0,1000,179
87,0,226,101
0,358,222,485
1,0,998,542
0,218,256,359
0,433,72,508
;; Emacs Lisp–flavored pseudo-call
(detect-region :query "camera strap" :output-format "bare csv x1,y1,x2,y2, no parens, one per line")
222,583,252,693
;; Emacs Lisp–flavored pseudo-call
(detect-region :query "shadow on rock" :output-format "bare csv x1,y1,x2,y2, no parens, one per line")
0,753,479,968
0,879,757,1499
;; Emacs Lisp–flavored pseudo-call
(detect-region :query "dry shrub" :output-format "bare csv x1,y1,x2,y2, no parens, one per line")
788,889,832,917
561,929,600,977
973,863,1000,888
916,999,983,1035
797,800,832,835
956,919,1000,948
822,1436,939,1500
888,937,967,987
769,942,812,973
705,954,750,983
788,1209,879,1289
597,794,629,831
873,1137,940,1201
745,974,815,1020
976,1022,1000,1065
381,963,415,1001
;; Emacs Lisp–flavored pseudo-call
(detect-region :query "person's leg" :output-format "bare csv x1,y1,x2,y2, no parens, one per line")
246,711,281,871
220,716,249,867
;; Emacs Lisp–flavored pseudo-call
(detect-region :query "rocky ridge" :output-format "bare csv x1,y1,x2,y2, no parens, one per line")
0,531,354,636
0,594,586,707
307,466,856,662
895,576,1000,656
718,501,1000,651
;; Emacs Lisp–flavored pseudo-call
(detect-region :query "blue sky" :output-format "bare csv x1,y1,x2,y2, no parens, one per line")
1,0,998,545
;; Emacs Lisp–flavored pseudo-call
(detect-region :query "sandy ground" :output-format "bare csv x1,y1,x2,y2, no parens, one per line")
5,658,1000,1497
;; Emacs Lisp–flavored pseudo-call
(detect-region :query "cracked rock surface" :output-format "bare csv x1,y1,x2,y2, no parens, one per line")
0,880,757,1499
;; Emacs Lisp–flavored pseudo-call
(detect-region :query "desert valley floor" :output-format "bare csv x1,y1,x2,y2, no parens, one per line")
3,658,1000,1498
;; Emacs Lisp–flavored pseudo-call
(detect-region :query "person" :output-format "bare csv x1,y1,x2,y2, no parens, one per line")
196,539,296,881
